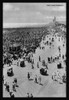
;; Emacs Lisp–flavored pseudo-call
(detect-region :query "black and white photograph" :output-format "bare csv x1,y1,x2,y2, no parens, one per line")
3,3,66,97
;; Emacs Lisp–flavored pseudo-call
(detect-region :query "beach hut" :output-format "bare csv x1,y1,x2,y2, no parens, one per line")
20,60,25,67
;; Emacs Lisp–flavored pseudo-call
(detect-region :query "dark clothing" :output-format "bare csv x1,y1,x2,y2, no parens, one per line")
20,61,25,67
10,92,15,97
35,77,37,83
30,94,33,97
12,85,16,92
14,78,17,83
57,63,62,69
32,64,34,69
48,57,50,62
28,72,30,79
6,84,10,92
7,68,14,77
39,56,41,62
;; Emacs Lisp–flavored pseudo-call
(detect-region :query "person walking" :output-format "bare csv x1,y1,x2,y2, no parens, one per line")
12,84,16,92
34,75,38,83
38,76,43,86
32,64,34,69
13,78,19,87
39,56,41,62
17,61,19,66
4,82,10,92
30,93,33,97
28,72,30,80
9,92,15,97
37,62,39,68
38,76,41,84
27,93,29,97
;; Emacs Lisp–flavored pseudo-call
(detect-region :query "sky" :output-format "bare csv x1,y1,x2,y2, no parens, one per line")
3,3,66,28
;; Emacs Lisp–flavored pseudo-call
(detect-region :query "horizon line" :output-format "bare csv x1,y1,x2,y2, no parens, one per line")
3,21,66,28
3,23,49,28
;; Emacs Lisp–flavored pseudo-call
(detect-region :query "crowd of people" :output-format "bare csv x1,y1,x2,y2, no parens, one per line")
3,23,66,97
